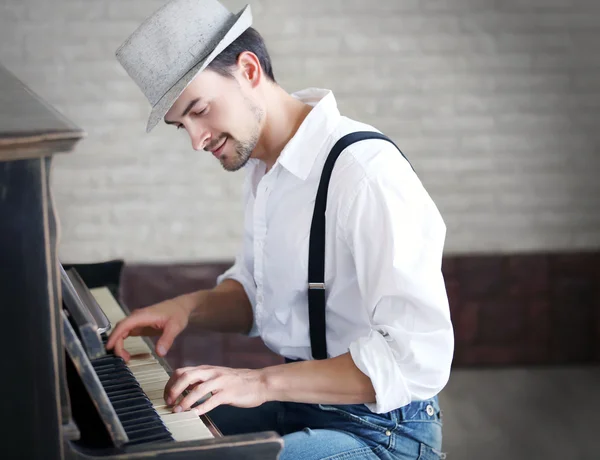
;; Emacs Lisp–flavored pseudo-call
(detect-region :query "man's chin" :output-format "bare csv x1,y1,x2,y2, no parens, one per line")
220,154,245,172
219,154,243,172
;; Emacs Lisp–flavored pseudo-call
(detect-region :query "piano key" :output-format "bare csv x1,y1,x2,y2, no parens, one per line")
170,422,212,442
161,412,214,441
125,419,167,435
120,412,163,424
133,368,169,378
117,406,160,422
112,398,152,412
109,391,147,403
151,404,174,416
138,380,170,393
126,432,173,446
126,425,171,441
106,387,146,400
136,374,169,385
98,371,136,381
159,411,199,424
145,389,168,401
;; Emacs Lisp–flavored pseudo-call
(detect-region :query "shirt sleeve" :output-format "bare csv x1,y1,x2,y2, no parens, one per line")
216,175,259,337
343,151,454,414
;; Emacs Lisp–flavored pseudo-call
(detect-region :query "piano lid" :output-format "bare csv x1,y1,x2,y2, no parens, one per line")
0,63,85,161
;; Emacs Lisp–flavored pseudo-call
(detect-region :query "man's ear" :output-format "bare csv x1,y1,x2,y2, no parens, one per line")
237,51,262,88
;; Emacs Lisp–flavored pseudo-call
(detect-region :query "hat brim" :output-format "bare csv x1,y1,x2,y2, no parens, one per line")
145,5,252,133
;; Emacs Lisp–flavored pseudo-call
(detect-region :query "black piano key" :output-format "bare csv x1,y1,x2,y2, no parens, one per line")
108,390,147,403
96,362,127,372
120,413,163,428
119,410,163,424
126,425,172,441
105,386,146,399
112,397,152,413
124,418,167,435
96,366,132,376
116,406,157,421
126,432,174,446
99,374,136,385
92,355,121,364
96,369,135,380
103,381,142,393
92,355,125,366
93,362,128,373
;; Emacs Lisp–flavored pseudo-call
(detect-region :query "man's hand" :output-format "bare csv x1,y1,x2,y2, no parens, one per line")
106,295,195,361
163,365,268,415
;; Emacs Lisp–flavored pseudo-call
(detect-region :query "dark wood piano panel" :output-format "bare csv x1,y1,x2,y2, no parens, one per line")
0,63,84,459
0,64,282,458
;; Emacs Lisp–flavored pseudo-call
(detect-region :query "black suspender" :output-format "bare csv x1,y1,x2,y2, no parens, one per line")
307,131,414,360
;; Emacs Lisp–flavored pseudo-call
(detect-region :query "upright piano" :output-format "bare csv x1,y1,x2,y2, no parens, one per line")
0,63,283,459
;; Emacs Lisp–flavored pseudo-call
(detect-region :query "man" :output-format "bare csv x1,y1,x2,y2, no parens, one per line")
108,1,454,459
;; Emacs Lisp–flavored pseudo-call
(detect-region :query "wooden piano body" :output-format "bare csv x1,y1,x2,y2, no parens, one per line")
0,63,283,459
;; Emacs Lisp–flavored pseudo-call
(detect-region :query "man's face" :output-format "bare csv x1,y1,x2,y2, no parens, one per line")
164,69,263,172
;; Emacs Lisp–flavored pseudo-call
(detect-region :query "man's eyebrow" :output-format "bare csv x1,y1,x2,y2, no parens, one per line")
164,97,202,125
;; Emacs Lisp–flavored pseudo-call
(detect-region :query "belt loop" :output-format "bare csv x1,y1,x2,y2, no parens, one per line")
390,407,401,424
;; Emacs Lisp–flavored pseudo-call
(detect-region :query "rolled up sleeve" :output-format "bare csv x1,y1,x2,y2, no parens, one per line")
344,155,454,414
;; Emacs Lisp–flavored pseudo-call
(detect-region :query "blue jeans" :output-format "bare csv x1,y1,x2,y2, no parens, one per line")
207,396,446,459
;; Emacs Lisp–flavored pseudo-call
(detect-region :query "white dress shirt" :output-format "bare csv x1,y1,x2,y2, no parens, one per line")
217,88,454,414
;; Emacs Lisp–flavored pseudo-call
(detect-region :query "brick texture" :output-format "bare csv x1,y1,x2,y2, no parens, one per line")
1,0,599,263
445,251,600,366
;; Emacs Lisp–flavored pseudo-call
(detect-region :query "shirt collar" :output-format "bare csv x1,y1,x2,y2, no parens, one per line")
276,88,341,181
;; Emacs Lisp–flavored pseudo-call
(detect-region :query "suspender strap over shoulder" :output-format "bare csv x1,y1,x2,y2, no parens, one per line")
307,131,413,360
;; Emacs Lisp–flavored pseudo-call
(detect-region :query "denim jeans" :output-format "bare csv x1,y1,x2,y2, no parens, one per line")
207,395,446,460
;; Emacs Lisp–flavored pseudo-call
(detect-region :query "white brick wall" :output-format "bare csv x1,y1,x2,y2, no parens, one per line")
1,0,599,262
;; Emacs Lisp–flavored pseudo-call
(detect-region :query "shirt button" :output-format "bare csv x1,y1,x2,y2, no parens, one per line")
426,405,435,416
385,430,391,436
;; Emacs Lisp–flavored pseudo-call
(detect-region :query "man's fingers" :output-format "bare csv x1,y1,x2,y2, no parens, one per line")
106,311,156,350
191,390,222,416
155,321,181,357
177,380,219,412
112,335,131,362
106,318,134,350
165,367,216,406
163,366,194,403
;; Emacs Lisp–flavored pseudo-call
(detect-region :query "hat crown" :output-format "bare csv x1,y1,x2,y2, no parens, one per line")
116,0,236,106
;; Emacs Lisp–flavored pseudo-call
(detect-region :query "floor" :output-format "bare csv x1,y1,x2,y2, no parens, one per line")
438,365,600,460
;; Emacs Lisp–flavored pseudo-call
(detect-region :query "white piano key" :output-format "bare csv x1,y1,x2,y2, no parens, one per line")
161,411,198,424
136,373,170,384
145,388,168,401
151,404,174,416
139,380,169,393
170,420,213,442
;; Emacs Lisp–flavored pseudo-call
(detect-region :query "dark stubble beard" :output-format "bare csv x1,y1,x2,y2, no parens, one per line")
220,98,263,172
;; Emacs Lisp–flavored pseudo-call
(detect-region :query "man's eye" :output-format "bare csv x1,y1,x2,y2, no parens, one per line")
194,107,208,116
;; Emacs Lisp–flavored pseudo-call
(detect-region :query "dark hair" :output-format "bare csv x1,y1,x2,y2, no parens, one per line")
207,27,276,82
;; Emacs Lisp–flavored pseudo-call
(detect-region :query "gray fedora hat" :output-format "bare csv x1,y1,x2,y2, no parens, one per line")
116,0,252,133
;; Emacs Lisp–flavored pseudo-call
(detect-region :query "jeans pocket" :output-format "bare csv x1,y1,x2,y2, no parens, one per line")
418,442,447,460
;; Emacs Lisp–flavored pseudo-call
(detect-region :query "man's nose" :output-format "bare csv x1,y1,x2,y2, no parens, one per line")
190,126,210,151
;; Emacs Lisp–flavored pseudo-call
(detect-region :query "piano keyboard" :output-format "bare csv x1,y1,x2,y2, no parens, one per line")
90,287,214,443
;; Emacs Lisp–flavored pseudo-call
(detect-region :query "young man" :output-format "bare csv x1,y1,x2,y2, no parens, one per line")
108,1,454,459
